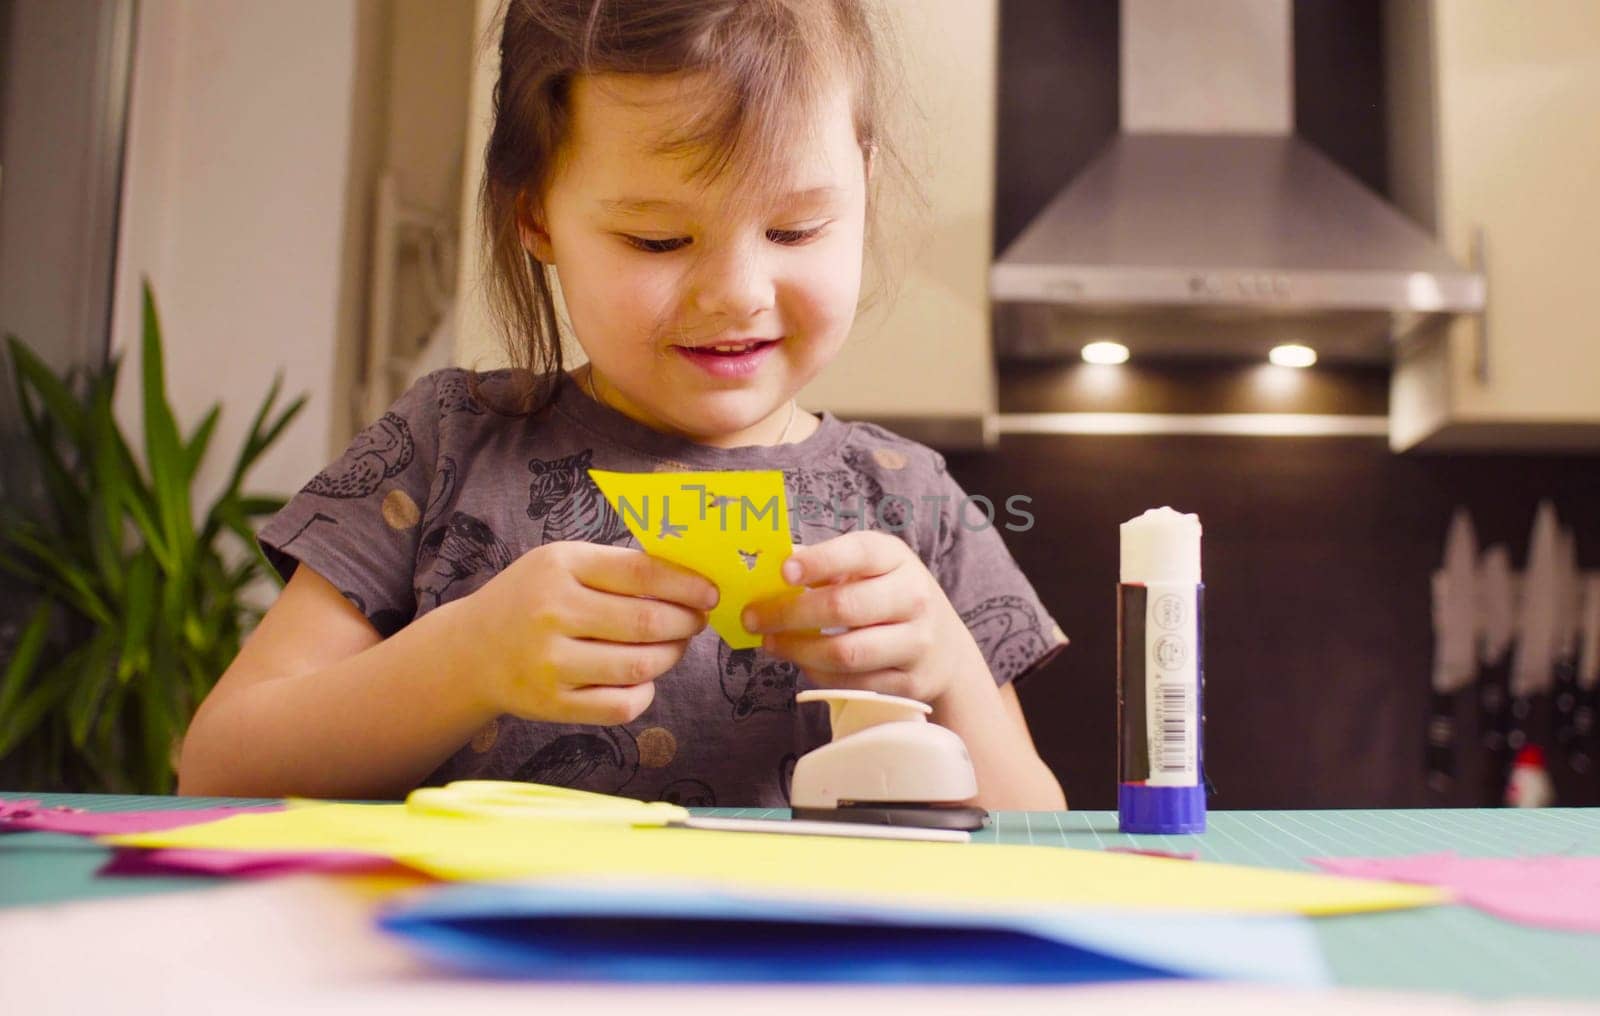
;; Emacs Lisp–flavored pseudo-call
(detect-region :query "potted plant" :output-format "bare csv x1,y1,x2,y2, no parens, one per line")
0,282,305,793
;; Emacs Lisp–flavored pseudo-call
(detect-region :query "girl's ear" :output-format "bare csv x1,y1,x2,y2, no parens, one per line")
516,191,556,264
862,141,878,184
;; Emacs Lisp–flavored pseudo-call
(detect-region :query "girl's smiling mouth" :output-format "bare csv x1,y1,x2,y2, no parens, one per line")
674,338,782,378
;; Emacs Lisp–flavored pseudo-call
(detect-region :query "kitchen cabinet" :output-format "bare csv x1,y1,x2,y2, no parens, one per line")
1387,0,1600,451
796,0,999,447
452,0,999,448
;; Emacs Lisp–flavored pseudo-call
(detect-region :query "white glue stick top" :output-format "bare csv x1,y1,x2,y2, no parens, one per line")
1120,507,1202,584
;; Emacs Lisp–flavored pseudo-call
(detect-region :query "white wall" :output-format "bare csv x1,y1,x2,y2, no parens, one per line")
110,0,367,510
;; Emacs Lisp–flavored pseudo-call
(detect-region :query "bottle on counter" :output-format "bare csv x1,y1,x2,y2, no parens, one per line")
1118,507,1206,835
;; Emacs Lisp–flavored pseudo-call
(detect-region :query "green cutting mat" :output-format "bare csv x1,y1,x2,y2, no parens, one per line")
5,795,1599,999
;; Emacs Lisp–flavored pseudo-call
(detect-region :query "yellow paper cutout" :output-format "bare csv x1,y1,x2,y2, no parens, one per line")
106,803,1447,918
588,469,798,649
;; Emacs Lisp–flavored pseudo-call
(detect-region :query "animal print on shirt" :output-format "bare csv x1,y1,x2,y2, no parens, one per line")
719,643,801,720
340,590,410,638
841,446,909,530
660,778,716,807
511,725,639,793
305,413,414,499
960,595,1052,684
423,455,458,523
777,752,799,804
434,371,485,418
415,511,514,609
527,448,632,545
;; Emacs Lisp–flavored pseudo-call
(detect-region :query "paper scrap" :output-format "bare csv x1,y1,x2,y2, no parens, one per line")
378,877,1329,986
0,797,281,835
1310,852,1600,933
1106,847,1198,861
588,469,797,648
106,801,1446,918
98,846,405,879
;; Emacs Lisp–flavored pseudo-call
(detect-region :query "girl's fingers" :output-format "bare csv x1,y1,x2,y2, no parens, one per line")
560,681,658,726
744,570,909,634
556,636,691,687
576,587,709,644
783,531,907,587
569,544,720,610
762,623,919,676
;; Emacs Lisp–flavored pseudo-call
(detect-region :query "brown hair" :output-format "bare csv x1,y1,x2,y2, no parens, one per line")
475,0,916,414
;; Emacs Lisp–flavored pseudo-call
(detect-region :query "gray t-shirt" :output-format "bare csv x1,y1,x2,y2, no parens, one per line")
257,368,1067,807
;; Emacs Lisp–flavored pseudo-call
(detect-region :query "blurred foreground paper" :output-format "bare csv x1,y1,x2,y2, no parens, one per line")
0,875,1505,1013
1311,853,1600,933
0,876,421,1011
588,468,797,648
377,877,1330,986
107,802,1446,917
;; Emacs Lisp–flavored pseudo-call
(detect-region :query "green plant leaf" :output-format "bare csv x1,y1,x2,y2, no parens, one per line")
139,667,178,795
0,680,69,761
121,486,175,576
65,636,115,749
8,344,90,534
0,540,45,586
117,551,157,682
183,405,221,482
234,496,286,517
4,285,307,792
5,335,87,442
101,388,173,571
3,526,113,626
226,377,306,502
215,500,285,589
87,380,132,599
247,392,308,470
140,283,196,579
0,602,52,721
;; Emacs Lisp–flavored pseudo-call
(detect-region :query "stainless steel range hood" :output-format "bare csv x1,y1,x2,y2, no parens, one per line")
991,0,1485,364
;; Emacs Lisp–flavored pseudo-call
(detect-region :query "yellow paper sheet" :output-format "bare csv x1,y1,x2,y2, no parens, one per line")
106,803,1447,918
588,468,798,649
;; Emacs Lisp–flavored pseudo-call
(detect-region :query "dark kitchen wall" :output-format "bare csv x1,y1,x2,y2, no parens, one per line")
994,0,1118,256
995,0,1390,255
988,1,1600,809
947,436,1600,810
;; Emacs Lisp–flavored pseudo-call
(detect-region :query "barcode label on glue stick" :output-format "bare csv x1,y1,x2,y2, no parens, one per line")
1144,580,1198,787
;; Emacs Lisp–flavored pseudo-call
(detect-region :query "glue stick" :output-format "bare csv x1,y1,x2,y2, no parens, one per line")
1118,507,1206,834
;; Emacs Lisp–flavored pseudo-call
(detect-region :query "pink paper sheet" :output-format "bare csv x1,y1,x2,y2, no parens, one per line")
99,847,401,878
1309,852,1600,934
0,797,282,835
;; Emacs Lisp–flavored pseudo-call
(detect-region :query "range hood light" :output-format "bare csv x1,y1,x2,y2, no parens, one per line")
990,0,1486,364
1082,341,1130,365
1269,344,1318,368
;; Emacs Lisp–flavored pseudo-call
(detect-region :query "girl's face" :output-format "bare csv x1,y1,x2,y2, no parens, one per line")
525,73,868,448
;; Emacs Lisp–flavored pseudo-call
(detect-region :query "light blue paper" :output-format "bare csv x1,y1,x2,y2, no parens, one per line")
377,878,1330,986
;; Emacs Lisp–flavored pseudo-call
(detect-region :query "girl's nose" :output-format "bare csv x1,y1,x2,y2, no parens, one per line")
689,245,775,322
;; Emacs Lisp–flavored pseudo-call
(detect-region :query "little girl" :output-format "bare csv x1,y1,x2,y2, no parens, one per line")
179,0,1068,809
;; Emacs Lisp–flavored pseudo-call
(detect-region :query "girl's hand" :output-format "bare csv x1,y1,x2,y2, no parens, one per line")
462,541,719,726
740,531,987,707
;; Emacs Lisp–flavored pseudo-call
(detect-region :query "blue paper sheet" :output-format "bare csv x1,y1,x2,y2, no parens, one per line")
377,878,1331,986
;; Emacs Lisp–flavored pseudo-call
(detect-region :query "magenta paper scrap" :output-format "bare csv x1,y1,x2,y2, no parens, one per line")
99,847,401,879
0,797,283,836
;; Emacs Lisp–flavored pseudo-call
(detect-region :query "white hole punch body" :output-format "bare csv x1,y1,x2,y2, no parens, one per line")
790,690,979,811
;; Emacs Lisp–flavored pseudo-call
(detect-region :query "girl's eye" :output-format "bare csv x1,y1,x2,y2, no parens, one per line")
622,235,691,254
767,225,825,245
619,224,827,254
